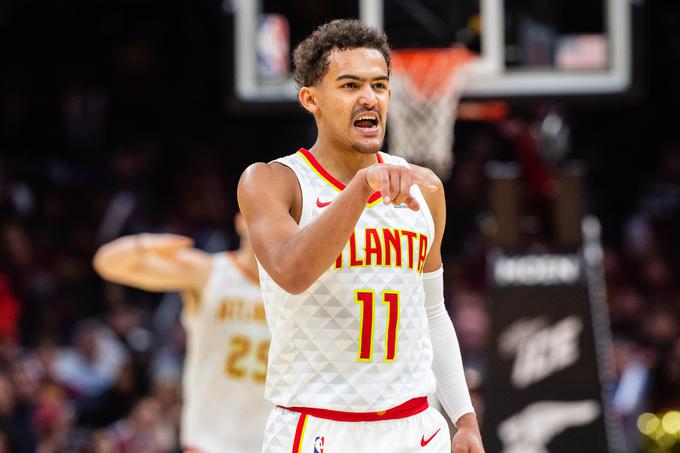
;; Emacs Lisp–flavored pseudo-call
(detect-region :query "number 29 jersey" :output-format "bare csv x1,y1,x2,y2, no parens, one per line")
259,149,436,412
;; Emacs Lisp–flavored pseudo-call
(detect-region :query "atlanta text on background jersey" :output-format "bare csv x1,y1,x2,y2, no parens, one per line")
181,253,272,453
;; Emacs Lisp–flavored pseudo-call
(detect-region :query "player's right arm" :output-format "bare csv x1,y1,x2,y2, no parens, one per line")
237,160,439,295
92,233,212,294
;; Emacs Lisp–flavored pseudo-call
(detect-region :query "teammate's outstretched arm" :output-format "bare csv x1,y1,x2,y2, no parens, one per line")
420,175,485,453
93,233,211,294
237,161,438,295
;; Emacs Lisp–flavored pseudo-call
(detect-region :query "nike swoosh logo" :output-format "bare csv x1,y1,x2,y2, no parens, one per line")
316,198,332,208
420,428,441,447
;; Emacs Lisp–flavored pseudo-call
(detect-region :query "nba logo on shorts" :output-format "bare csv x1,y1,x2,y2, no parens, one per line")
313,436,324,453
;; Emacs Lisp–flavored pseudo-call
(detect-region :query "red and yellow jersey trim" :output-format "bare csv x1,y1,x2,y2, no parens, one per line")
292,413,308,453
296,148,384,207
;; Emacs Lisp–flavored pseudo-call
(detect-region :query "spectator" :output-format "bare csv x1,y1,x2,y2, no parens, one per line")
52,320,128,400
109,397,174,453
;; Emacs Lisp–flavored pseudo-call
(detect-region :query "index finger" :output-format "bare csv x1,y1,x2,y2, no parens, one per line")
380,167,392,204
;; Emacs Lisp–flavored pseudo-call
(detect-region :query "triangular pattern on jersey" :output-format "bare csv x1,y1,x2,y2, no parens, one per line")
259,150,436,412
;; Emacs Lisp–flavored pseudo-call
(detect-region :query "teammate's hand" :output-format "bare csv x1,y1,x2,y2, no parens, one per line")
138,233,194,256
451,414,485,453
360,163,439,211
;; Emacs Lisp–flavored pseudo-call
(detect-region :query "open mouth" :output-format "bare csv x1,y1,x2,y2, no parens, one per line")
353,113,379,130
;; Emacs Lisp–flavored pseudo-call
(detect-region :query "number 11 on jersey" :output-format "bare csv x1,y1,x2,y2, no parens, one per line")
355,290,400,362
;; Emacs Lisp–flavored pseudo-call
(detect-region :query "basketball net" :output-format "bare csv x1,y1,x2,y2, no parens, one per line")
388,48,476,179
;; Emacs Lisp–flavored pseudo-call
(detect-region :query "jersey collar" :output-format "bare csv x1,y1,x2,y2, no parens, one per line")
297,148,384,207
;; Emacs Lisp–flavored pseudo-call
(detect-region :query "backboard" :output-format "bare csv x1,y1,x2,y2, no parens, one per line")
233,0,637,101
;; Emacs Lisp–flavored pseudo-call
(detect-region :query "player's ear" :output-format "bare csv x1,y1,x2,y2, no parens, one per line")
298,86,318,114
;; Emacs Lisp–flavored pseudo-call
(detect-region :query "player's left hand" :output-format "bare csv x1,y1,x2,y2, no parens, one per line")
451,414,485,453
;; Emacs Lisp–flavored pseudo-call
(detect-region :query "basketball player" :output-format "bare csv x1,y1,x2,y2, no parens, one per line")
238,19,484,453
92,214,272,453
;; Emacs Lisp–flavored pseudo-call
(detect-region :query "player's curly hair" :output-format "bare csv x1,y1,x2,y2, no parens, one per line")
293,19,391,88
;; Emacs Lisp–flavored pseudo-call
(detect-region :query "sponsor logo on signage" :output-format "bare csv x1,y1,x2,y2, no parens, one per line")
498,400,601,453
494,255,580,286
499,316,583,389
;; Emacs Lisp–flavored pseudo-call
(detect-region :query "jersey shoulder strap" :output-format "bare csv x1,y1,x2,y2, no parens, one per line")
270,149,320,226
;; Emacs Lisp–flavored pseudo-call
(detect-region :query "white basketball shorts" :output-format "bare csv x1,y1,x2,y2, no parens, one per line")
261,397,450,453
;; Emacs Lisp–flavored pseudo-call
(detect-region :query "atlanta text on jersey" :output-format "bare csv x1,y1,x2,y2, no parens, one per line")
333,228,429,272
216,298,267,324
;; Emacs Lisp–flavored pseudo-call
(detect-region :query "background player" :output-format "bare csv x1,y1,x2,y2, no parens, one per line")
238,20,484,453
92,214,271,453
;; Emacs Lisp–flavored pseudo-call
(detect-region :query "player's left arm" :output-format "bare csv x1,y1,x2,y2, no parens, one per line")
420,167,485,453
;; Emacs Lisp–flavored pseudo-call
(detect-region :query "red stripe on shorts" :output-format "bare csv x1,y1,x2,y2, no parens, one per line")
292,413,308,453
282,396,428,422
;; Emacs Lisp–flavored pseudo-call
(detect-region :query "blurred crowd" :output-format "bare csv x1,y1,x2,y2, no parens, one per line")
443,125,680,451
0,146,235,452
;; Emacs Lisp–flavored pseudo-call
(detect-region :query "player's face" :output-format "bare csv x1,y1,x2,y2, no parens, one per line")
314,48,390,154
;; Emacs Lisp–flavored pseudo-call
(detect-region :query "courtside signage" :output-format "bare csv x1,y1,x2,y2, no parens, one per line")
493,254,580,286
482,246,622,452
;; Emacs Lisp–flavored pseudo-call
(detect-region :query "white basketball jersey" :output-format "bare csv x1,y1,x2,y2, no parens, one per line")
259,149,436,413
181,253,272,453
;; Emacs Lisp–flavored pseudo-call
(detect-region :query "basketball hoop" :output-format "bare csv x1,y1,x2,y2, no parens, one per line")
388,47,476,179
